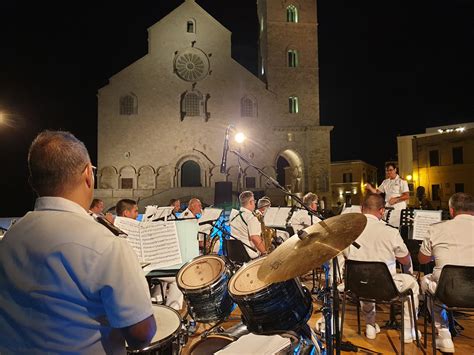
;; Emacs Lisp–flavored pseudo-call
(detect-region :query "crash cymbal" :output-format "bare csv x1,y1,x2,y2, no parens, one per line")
257,213,367,284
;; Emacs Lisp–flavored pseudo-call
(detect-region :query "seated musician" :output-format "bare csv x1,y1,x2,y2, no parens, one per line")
418,192,474,353
0,131,155,353
344,193,419,343
230,191,266,259
116,198,139,220
290,192,321,233
89,198,114,223
117,198,185,311
182,198,202,218
169,198,181,214
256,196,271,217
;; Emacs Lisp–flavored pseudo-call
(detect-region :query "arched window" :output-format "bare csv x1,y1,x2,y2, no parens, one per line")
187,20,195,33
289,96,299,113
288,50,298,67
287,5,298,23
181,160,201,187
182,90,203,117
241,96,257,117
120,93,138,115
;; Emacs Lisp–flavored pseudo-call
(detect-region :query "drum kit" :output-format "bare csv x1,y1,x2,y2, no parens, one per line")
128,213,368,355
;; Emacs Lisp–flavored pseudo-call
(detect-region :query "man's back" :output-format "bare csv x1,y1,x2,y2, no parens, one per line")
0,197,152,353
421,214,474,282
345,214,408,275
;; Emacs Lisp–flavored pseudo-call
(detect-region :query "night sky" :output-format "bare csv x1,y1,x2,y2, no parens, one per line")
1,0,473,217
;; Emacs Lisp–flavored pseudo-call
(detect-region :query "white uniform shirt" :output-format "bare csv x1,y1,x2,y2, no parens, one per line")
230,207,262,259
181,208,195,219
290,209,321,233
0,197,153,354
344,214,409,275
378,174,409,210
419,214,474,282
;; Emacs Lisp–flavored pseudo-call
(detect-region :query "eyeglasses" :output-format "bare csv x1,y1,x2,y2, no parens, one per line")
91,165,97,177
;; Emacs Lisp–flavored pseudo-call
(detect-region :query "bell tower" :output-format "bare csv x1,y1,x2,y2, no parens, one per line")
258,0,320,125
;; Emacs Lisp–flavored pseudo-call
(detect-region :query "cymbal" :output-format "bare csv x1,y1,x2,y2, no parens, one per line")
257,213,367,284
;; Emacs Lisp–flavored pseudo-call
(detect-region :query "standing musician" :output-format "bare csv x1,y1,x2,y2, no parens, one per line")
0,131,155,353
230,191,266,259
365,162,409,228
290,192,322,233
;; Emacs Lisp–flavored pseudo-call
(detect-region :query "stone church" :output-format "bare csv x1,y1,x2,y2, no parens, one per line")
95,0,332,209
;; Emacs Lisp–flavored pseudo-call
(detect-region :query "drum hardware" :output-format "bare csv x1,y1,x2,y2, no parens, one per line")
257,213,370,355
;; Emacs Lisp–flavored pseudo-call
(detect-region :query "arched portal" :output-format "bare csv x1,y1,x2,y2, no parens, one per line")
181,160,202,187
276,149,304,193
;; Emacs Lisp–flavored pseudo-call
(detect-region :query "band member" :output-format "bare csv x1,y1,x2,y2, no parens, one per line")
182,198,202,218
0,131,155,353
116,198,139,220
345,193,419,342
169,198,181,214
290,192,321,232
418,192,474,353
90,198,114,223
256,196,271,216
365,162,409,228
230,191,265,259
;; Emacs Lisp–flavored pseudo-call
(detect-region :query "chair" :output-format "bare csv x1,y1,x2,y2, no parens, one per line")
146,269,180,305
423,265,474,354
223,239,251,266
341,260,420,354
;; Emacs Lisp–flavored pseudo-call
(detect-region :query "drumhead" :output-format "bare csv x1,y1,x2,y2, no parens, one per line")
228,257,271,296
149,305,182,344
177,255,226,290
189,334,234,355
126,305,181,351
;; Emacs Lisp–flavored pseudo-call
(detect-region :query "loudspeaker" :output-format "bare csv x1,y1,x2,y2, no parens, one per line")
214,182,233,207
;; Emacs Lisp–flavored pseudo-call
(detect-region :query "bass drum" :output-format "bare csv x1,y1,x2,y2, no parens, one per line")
228,257,312,334
176,255,234,323
127,305,182,355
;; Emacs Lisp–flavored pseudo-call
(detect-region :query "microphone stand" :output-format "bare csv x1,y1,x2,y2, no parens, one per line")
230,150,364,354
229,150,319,219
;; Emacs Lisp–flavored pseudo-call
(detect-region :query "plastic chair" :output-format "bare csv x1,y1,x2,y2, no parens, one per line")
423,265,474,354
341,260,420,354
223,239,251,266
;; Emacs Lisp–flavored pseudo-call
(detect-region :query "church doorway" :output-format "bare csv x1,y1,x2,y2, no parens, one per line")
181,160,201,187
276,149,304,193
276,156,290,187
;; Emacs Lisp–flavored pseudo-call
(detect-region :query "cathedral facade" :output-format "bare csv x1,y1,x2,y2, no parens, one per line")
96,0,332,209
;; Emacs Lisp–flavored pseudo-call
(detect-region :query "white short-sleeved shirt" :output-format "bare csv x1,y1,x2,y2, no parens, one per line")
419,214,474,282
229,207,262,259
290,209,321,233
344,214,409,275
0,197,153,354
377,174,409,210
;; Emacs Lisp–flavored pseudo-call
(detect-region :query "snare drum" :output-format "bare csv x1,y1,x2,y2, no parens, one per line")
228,257,312,334
176,255,234,322
127,304,182,354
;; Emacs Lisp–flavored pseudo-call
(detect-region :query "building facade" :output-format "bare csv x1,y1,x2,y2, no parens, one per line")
96,0,332,209
397,123,474,209
330,160,377,207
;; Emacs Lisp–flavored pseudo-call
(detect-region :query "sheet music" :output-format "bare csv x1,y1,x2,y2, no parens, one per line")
198,207,223,234
113,217,182,267
143,205,159,222
413,210,442,240
199,207,223,224
114,217,142,258
264,207,292,227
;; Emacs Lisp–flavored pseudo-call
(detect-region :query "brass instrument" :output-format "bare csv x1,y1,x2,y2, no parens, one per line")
254,210,276,253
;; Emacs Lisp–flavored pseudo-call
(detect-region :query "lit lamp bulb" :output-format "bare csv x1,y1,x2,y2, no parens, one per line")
235,132,246,144
406,175,413,181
